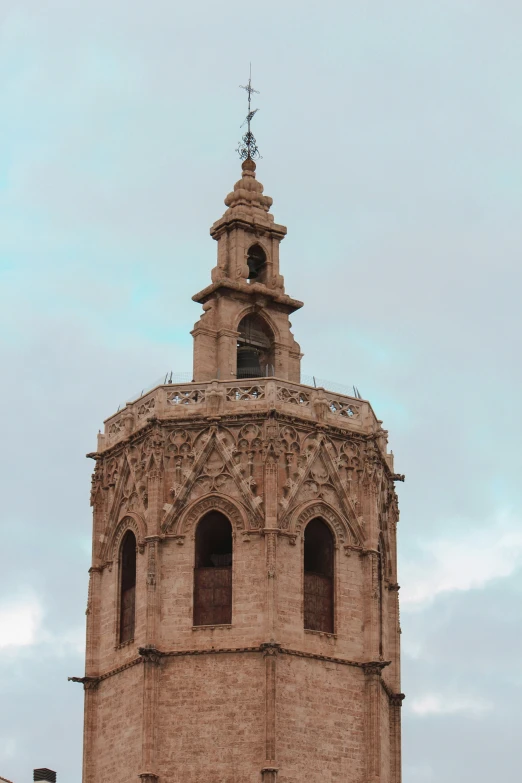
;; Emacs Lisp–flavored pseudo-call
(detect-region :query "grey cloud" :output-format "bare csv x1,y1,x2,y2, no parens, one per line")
1,1,521,781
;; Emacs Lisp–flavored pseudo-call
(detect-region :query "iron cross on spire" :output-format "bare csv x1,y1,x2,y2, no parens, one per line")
237,65,261,161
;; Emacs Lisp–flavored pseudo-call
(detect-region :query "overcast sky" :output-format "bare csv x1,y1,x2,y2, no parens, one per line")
1,1,521,781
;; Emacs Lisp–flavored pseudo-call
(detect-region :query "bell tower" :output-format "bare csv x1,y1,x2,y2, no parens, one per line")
191,154,303,384
77,79,404,783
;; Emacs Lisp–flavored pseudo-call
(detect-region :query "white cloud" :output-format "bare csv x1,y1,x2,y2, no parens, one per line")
0,595,42,649
410,693,492,718
401,509,522,607
0,594,85,655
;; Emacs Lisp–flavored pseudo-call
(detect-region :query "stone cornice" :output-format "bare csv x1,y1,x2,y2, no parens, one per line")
71,646,395,686
192,279,303,313
210,215,287,240
90,408,377,463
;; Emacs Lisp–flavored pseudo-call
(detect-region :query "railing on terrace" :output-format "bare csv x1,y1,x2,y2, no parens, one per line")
117,371,362,412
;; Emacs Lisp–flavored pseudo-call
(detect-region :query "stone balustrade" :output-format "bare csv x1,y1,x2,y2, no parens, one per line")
100,378,380,452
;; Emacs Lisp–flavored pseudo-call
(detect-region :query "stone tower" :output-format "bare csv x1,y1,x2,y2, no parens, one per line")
79,157,404,783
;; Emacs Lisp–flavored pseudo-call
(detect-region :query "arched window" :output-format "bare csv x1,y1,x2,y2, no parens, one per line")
119,530,137,643
193,512,233,626
246,243,267,282
236,313,275,379
304,518,334,633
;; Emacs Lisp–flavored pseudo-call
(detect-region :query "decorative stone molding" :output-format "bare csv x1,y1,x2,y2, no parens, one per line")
362,661,389,677
291,501,355,547
138,647,163,666
261,642,281,657
105,512,146,562
344,543,364,557
176,493,248,536
261,766,278,782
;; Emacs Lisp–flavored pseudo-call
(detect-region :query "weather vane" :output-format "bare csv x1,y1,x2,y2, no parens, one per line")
236,65,261,161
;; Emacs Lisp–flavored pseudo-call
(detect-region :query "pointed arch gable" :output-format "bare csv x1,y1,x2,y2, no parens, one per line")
280,435,365,546
162,428,263,533
291,501,362,547
104,512,146,564
175,494,248,538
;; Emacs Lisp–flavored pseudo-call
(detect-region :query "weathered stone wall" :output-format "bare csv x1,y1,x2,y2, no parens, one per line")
90,664,142,783
156,653,265,783
277,655,366,782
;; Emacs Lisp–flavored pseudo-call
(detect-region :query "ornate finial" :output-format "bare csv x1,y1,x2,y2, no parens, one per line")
236,65,261,161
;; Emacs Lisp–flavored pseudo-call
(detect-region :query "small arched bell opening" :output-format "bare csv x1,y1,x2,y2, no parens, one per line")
193,511,233,626
236,313,275,379
246,243,267,284
304,518,334,633
119,530,137,643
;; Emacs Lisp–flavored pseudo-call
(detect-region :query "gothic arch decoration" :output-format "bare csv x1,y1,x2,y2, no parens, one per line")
281,433,365,545
106,453,147,523
290,500,362,548
162,427,264,532
104,512,146,564
175,494,248,539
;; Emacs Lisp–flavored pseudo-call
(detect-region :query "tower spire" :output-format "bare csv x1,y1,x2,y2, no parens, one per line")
237,64,261,161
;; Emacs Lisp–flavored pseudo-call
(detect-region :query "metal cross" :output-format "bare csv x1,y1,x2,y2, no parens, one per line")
237,65,261,161
240,64,259,114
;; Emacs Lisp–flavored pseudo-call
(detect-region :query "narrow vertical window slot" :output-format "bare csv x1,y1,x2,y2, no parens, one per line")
304,518,334,633
120,531,137,643
193,512,233,626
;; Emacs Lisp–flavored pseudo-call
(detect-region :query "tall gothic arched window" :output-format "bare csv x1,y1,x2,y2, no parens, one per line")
119,530,137,643
304,518,334,633
193,512,233,626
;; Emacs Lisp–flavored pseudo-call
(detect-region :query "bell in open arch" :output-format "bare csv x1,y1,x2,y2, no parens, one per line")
246,245,266,280
237,345,262,378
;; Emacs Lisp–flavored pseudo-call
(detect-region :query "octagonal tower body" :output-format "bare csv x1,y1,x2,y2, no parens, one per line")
82,160,404,783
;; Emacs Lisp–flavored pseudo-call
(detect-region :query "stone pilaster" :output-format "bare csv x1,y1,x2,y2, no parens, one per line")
139,647,162,781
390,694,405,783
145,537,160,647
81,680,99,783
264,449,279,639
364,550,381,661
388,582,401,692
85,566,102,675
364,664,384,783
261,643,280,782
